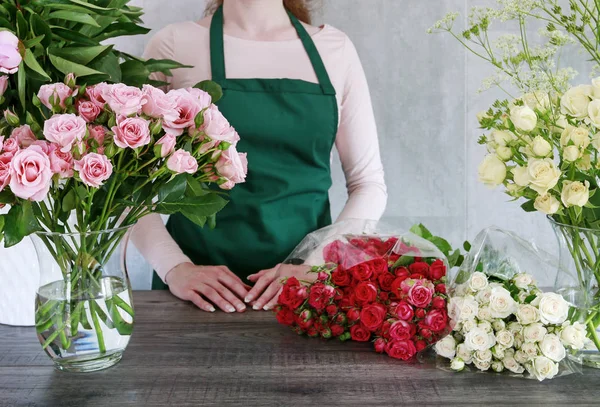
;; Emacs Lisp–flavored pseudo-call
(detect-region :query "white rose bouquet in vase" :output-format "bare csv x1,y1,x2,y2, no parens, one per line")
430,0,600,367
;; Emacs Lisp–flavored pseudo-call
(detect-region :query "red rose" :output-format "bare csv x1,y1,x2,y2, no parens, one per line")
276,307,295,326
423,309,448,333
432,296,446,310
354,282,378,304
360,304,387,332
408,261,429,277
429,259,446,281
389,320,417,341
347,308,360,324
297,316,313,330
326,304,338,316
334,288,344,301
334,313,347,325
379,292,389,302
374,338,386,353
331,267,352,287
410,273,426,280
349,263,373,281
415,339,427,352
395,267,410,279
420,328,432,339
407,282,434,308
394,301,414,321
390,277,409,299
378,272,396,291
415,308,426,319
350,324,371,342
323,240,345,263
307,326,319,337
331,324,345,337
321,328,332,339
387,253,400,265
308,283,335,311
435,284,446,294
385,340,417,361
278,277,308,310
368,258,388,275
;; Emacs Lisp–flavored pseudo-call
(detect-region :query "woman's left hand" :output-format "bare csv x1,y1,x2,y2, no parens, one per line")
245,264,313,311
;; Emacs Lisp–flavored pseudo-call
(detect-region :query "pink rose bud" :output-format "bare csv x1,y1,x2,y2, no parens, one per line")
4,109,20,127
77,100,101,123
185,87,212,109
37,83,75,110
31,140,52,155
10,125,37,148
64,73,76,88
43,114,87,153
88,125,107,147
102,84,146,117
9,145,53,201
202,105,240,144
0,75,8,96
0,153,12,191
300,309,312,322
215,146,247,188
166,149,198,174
317,271,329,281
0,31,22,74
112,116,151,149
86,83,108,108
49,148,74,178
2,137,18,154
74,153,113,188
155,134,176,158
142,85,178,121
374,338,386,353
163,89,203,136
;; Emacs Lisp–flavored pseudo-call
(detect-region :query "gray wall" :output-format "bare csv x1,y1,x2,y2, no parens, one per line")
117,0,577,289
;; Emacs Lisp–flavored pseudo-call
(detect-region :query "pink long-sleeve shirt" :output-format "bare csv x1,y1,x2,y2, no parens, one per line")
132,21,387,281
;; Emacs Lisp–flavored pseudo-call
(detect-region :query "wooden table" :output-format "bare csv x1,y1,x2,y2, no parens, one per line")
2,291,600,406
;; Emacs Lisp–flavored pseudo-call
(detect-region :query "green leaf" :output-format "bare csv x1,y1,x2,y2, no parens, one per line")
0,215,5,241
49,53,107,78
207,213,217,229
447,249,461,268
23,49,51,81
143,58,190,74
427,236,452,256
48,10,101,27
392,255,414,269
0,191,13,204
120,59,149,87
0,17,12,30
49,45,113,66
93,22,150,42
521,199,536,212
16,10,27,39
183,212,207,228
524,294,537,304
409,223,433,239
30,14,53,48
158,174,187,202
17,61,26,110
156,194,228,217
88,51,122,83
463,241,472,252
62,189,76,213
185,176,211,197
52,27,98,46
3,202,41,248
193,80,223,103
22,35,46,49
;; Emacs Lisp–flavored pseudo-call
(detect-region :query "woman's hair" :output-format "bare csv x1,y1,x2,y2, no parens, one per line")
204,0,314,24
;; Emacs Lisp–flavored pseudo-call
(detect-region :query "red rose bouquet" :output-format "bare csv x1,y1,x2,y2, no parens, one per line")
275,221,464,361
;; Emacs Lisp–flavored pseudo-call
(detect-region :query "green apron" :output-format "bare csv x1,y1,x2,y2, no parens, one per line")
153,6,338,289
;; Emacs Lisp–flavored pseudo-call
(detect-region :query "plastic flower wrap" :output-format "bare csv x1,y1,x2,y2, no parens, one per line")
436,227,585,381
275,220,461,361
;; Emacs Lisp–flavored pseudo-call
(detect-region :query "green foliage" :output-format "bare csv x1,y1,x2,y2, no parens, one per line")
409,223,467,268
3,201,41,247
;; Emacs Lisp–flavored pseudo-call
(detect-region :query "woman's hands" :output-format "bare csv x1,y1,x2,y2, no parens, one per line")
166,263,250,313
245,264,313,311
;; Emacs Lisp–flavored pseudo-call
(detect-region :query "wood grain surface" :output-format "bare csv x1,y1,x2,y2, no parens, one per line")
1,291,600,407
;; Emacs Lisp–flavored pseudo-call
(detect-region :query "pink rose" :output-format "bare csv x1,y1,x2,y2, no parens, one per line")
167,149,198,174
37,83,75,110
155,134,176,158
43,114,87,153
9,145,52,201
407,280,435,308
163,89,203,136
186,88,212,108
77,100,101,123
112,116,151,149
88,125,107,147
0,135,3,152
394,301,415,321
49,148,74,178
215,146,247,188
0,153,11,191
74,153,112,188
10,125,37,148
102,84,145,116
202,105,240,144
2,137,18,154
31,140,52,155
0,75,8,96
142,85,178,121
0,31,21,74
86,83,109,108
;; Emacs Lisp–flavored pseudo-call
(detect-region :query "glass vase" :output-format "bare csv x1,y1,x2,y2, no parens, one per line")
31,226,135,373
550,218,600,368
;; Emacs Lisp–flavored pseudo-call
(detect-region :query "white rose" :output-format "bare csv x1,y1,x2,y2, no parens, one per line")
553,115,569,133
493,129,517,146
592,76,600,98
477,306,492,322
478,321,493,333
464,327,496,351
516,304,540,325
534,194,561,215
511,105,538,131
523,323,548,343
588,99,600,127
491,360,505,372
475,349,493,363
477,110,491,124
561,180,590,208
489,287,518,319
495,330,515,348
561,125,590,148
527,158,561,194
462,319,478,335
468,272,489,292
492,320,506,332
562,145,581,162
520,342,539,360
512,166,530,187
592,133,600,150
504,347,516,359
513,273,535,290
539,334,566,362
577,153,592,171
503,356,525,374
514,333,524,348
514,350,528,364
478,155,507,188
561,85,592,118
492,345,506,359
531,136,553,157
456,343,473,364
505,183,525,198
473,358,492,371
523,91,550,111
476,287,492,304
435,335,457,359
450,357,465,371
496,146,513,161
455,296,479,323
560,321,586,350
529,356,559,381
508,322,523,334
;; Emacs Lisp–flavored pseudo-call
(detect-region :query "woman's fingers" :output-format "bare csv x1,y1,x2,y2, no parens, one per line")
218,273,250,302
245,269,277,306
186,292,216,313
254,281,282,311
212,281,246,312
247,268,270,282
263,286,283,311
197,285,237,313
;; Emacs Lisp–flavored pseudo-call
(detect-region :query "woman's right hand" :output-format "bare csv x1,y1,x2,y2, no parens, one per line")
165,262,249,313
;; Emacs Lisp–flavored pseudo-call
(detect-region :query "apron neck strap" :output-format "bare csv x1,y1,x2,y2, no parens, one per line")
210,5,336,95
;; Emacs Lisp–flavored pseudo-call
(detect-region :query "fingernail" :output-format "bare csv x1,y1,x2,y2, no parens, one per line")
237,305,246,311
209,306,216,312
245,296,253,303
252,304,260,310
226,305,235,313
263,305,270,311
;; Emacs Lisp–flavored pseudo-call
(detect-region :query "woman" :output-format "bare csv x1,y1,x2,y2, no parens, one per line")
132,0,387,313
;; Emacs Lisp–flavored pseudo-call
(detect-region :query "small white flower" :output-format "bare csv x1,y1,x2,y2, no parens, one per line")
508,322,523,334
561,85,592,118
492,320,506,332
523,323,548,343
497,146,513,161
435,335,457,359
476,287,492,304
516,304,540,325
462,319,478,335
478,321,493,333
539,334,567,362
469,272,489,292
560,321,586,350
489,287,518,318
492,345,506,360
479,155,507,188
528,356,559,381
450,357,465,371
534,194,561,215
520,342,539,360
492,129,517,146
503,356,525,374
513,273,535,290
456,343,473,364
475,349,493,363
474,358,492,371
464,327,496,351
450,296,479,323
511,105,538,131
496,330,515,348
477,306,493,321
491,360,504,373
535,292,570,325
561,180,590,208
514,332,524,348
514,350,528,364
530,136,552,157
